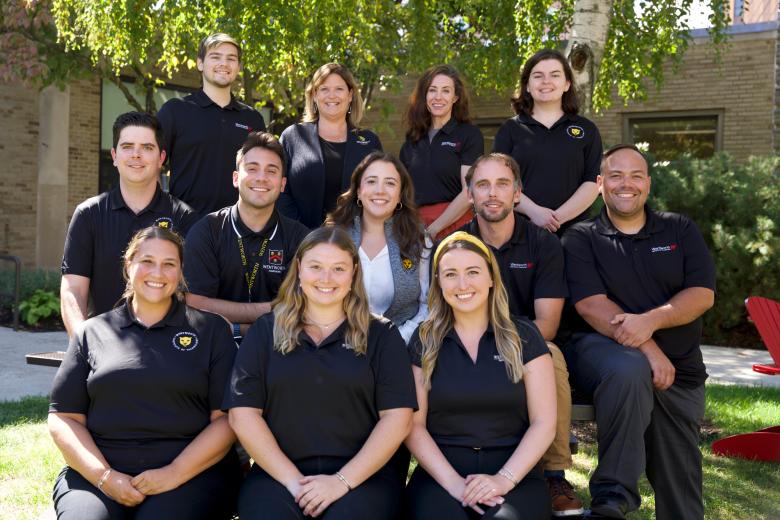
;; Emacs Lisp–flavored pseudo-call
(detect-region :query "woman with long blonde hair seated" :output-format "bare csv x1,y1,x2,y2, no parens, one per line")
405,231,556,519
225,226,416,519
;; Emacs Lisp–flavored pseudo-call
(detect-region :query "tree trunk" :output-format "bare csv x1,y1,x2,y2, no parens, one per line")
565,0,614,114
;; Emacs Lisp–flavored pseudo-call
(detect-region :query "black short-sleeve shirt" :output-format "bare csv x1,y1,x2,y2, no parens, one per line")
492,113,602,224
400,118,484,206
224,314,417,462
184,206,308,304
49,299,237,475
409,317,549,448
61,186,197,316
157,90,266,217
459,216,568,320
562,207,716,387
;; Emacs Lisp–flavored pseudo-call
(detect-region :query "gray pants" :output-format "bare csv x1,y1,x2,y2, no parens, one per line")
565,333,705,519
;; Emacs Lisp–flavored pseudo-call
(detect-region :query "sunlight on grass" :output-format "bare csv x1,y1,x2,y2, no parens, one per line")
1,386,779,519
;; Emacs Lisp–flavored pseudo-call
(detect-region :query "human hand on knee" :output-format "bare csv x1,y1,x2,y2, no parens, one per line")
131,465,182,495
296,474,349,517
639,340,676,390
463,473,509,509
611,313,657,347
102,470,146,506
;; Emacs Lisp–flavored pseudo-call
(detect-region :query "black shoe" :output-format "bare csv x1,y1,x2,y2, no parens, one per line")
588,494,628,519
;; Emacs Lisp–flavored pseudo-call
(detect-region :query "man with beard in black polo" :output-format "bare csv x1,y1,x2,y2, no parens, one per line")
561,145,715,519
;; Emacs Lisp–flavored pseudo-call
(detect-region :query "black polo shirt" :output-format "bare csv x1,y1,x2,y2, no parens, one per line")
492,113,602,224
184,206,308,304
157,90,266,217
409,317,549,448
224,314,417,462
49,299,237,475
400,118,484,206
561,207,716,388
61,186,198,316
459,216,568,320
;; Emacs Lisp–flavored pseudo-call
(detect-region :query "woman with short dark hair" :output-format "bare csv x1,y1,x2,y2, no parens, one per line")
49,226,240,519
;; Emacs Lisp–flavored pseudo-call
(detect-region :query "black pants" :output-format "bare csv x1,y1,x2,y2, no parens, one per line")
404,445,550,520
565,333,705,519
52,453,241,520
239,456,402,520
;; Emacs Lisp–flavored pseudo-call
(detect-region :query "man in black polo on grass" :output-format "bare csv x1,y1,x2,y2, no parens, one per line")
184,132,308,339
561,145,715,519
60,112,197,337
157,32,266,217
458,153,582,517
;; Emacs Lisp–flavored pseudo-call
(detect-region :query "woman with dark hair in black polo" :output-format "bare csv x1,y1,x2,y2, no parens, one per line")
400,64,484,240
48,226,240,520
326,151,430,343
405,232,556,519
493,49,602,235
225,226,417,520
278,63,383,229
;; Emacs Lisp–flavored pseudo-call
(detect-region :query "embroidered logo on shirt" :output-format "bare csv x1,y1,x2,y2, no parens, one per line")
509,262,534,270
235,123,250,131
154,217,173,230
566,125,585,139
651,244,678,253
172,332,199,352
493,354,505,363
356,135,371,145
269,250,284,265
402,257,415,271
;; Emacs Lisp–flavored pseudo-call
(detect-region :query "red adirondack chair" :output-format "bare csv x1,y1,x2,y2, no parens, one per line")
711,296,780,461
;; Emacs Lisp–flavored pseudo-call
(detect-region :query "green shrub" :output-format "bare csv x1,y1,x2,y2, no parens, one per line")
0,268,60,312
18,289,61,326
649,153,780,346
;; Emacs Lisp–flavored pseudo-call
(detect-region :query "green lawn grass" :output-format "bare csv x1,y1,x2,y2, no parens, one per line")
2,385,779,519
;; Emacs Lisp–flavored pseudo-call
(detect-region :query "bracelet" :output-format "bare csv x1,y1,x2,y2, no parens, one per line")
97,469,112,492
498,467,517,486
334,471,352,491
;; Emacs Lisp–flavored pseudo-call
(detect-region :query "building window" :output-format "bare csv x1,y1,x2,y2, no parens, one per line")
473,117,506,152
623,112,722,161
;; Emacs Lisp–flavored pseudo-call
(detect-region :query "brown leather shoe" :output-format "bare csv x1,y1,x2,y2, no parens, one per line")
548,476,585,517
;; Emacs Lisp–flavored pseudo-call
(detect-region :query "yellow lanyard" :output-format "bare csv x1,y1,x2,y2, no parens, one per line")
231,213,278,301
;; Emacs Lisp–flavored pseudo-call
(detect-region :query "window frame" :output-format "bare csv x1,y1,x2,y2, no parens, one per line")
622,110,724,160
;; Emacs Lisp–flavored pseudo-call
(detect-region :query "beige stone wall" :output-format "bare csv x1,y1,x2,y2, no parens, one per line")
590,29,778,161
0,82,39,266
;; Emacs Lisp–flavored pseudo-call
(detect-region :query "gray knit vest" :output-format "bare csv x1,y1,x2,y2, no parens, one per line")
349,216,421,326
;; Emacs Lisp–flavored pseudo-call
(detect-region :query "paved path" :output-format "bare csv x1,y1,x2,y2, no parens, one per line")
0,328,778,402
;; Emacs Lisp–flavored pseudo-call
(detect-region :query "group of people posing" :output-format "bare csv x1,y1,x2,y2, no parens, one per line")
49,32,715,520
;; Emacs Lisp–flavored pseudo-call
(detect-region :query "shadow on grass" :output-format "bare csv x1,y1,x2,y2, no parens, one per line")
0,396,49,427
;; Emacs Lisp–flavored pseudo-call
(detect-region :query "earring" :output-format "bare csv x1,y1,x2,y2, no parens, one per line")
395,202,403,211
357,199,363,207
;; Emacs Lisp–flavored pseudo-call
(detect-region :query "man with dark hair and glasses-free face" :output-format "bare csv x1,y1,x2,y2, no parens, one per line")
157,32,267,218
561,144,715,519
60,112,197,337
184,132,308,340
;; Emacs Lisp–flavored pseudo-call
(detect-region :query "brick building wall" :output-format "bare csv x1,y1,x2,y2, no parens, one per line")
0,82,39,266
67,78,101,213
590,28,778,161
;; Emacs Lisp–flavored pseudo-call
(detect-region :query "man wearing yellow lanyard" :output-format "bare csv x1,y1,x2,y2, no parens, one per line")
184,132,309,339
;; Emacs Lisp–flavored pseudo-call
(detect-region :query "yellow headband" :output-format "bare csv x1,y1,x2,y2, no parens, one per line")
433,231,492,272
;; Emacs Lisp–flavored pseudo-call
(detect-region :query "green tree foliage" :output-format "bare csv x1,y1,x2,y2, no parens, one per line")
3,0,730,118
650,154,780,346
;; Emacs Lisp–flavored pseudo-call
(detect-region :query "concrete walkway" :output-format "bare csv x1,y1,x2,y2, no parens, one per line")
0,327,778,402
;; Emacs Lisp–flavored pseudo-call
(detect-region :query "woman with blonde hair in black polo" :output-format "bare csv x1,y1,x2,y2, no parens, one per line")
405,232,556,519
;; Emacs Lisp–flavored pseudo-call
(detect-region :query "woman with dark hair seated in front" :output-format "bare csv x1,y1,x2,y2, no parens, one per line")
400,64,484,240
48,226,240,520
405,232,556,519
225,226,417,520
326,151,430,343
278,62,383,229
